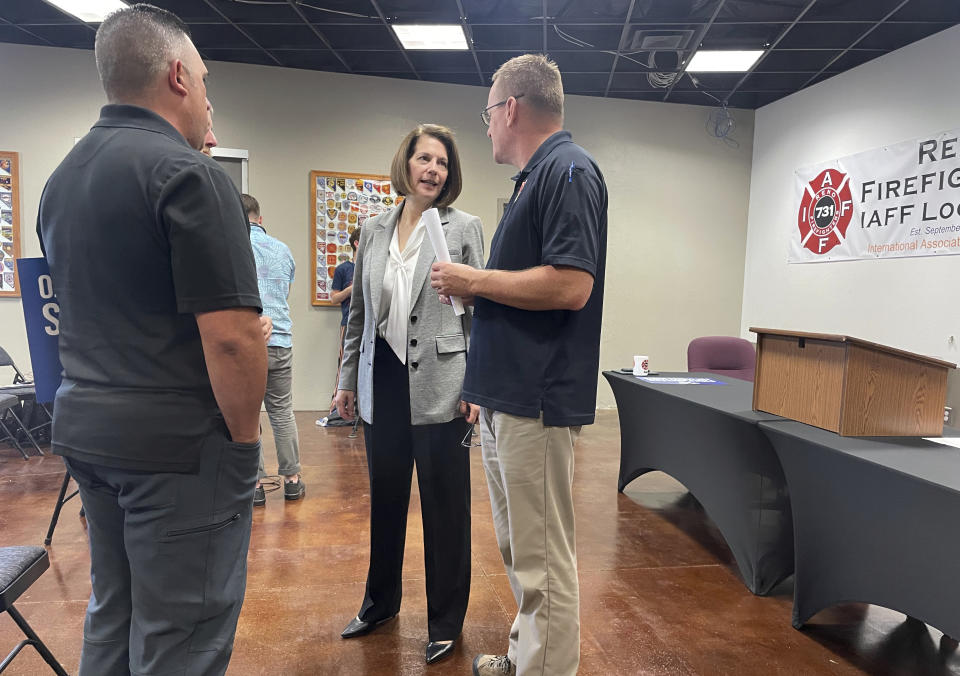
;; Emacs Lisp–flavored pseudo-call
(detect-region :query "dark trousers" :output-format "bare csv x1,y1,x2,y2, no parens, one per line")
359,338,471,641
64,426,260,676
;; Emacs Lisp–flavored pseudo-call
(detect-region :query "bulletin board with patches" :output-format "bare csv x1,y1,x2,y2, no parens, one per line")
309,170,402,307
0,151,20,297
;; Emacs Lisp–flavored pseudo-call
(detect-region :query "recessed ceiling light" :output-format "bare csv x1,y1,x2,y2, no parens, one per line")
685,50,764,72
392,24,468,50
43,0,128,23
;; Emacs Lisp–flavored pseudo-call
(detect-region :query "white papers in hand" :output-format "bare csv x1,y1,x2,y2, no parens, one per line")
422,207,465,316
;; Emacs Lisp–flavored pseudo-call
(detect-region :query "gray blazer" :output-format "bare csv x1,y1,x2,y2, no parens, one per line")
338,205,484,425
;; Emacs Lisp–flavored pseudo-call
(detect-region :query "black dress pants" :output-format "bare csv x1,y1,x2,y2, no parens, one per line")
359,337,471,641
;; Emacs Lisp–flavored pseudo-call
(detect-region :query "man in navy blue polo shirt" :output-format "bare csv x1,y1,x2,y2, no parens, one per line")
37,5,266,675
431,54,607,676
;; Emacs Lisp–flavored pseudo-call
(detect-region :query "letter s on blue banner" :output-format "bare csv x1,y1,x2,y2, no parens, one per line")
16,257,62,403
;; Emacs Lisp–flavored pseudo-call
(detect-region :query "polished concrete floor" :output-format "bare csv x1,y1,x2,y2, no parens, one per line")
0,410,957,675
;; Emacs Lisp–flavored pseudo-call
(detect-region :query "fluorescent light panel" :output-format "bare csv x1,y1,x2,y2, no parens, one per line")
685,50,764,72
392,24,468,50
44,0,128,23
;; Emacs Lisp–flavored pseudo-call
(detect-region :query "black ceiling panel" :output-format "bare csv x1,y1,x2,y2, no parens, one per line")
295,0,380,25
756,49,842,72
547,24,624,51
701,22,787,50
857,21,956,50
632,0,721,22
803,0,908,22
476,50,527,74
608,71,660,92
274,49,350,72
778,22,874,50
471,24,543,50
190,23,264,50
0,0,71,23
0,0,956,110
423,71,484,86
614,51,681,73
729,90,787,108
549,50,616,73
463,0,547,22
340,50,411,73
893,0,960,22
378,0,461,23
0,23,48,46
825,48,886,72
716,0,811,23
200,0,298,23
242,23,329,49
163,1,232,22
745,71,826,91
561,72,613,92
322,24,397,51
361,71,420,82
674,72,743,91
408,51,480,73
202,48,280,68
17,23,93,48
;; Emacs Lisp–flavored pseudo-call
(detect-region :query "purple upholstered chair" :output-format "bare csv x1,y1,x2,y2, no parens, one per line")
687,336,756,382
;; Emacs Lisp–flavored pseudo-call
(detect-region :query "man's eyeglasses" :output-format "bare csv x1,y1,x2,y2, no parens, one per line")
481,94,524,126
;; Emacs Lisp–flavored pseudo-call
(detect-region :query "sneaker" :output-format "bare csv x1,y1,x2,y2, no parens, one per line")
472,654,515,676
253,485,266,506
284,477,305,501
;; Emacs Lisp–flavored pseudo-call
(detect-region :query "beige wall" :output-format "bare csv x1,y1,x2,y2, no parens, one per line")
742,25,960,414
0,42,754,411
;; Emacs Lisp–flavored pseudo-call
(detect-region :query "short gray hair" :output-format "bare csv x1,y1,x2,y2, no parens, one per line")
492,54,564,120
95,3,193,102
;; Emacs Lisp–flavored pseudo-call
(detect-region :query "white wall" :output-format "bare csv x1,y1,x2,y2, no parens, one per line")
0,42,754,411
742,25,960,370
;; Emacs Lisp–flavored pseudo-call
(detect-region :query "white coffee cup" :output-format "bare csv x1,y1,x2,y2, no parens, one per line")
633,355,649,376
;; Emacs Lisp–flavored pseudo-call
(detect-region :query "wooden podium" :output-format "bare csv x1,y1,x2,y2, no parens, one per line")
750,328,955,436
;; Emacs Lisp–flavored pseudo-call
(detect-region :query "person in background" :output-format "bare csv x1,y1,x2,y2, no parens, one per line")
430,54,608,676
335,124,484,665
328,226,360,413
200,109,274,344
37,5,266,674
242,193,305,505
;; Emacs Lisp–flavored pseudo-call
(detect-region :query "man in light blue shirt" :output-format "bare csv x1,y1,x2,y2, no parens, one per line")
243,194,304,504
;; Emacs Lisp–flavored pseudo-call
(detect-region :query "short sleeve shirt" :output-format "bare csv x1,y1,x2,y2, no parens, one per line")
37,104,261,472
332,260,355,326
250,224,295,348
462,131,608,427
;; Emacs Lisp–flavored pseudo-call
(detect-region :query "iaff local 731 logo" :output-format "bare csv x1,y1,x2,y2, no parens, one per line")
797,168,853,254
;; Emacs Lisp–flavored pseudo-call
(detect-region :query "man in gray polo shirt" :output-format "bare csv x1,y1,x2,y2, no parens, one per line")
37,5,266,674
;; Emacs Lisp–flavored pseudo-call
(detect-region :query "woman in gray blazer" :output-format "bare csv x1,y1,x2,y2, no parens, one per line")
335,124,484,665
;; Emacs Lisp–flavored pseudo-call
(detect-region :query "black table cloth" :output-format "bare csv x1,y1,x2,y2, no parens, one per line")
759,420,960,639
604,371,793,595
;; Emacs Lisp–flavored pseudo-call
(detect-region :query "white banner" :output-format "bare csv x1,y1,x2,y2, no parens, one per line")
790,128,960,263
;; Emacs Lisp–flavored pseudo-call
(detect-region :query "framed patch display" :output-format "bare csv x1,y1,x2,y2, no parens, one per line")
0,151,20,297
309,170,401,307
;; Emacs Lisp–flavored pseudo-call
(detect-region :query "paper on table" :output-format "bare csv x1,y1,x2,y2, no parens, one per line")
923,436,960,448
422,207,465,316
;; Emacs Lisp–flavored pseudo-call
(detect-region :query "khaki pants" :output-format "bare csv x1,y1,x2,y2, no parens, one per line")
479,408,581,676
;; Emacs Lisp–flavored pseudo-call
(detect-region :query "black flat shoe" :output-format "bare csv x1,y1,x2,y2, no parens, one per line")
340,614,396,639
426,640,456,664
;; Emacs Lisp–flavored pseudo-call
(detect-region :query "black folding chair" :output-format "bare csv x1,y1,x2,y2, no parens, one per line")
0,546,68,675
44,471,81,546
0,394,35,460
0,346,49,453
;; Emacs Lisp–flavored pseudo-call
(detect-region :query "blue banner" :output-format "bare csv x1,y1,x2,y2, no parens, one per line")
16,257,62,403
